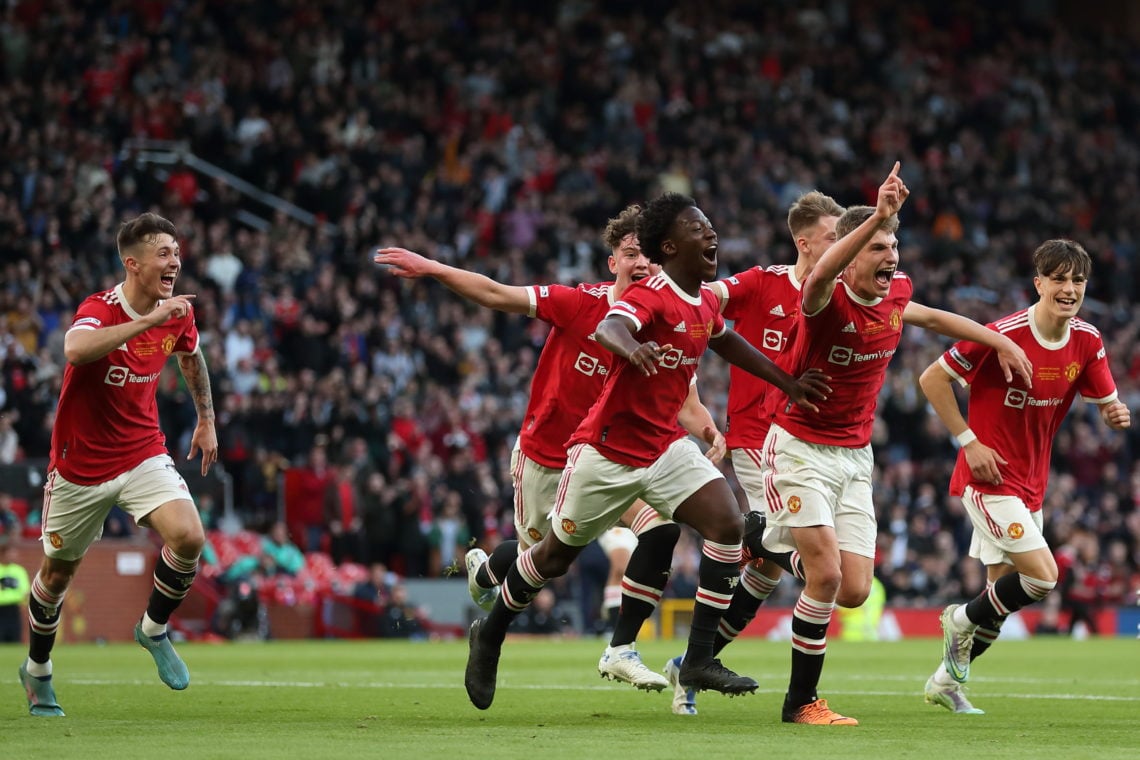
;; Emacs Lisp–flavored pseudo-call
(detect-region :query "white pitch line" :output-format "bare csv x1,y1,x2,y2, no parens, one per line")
61,678,1140,701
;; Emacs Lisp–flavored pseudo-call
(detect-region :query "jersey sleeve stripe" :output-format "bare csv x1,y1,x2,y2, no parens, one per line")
937,354,969,387
605,309,642,332
526,286,538,318
1081,391,1118,404
1070,321,1102,337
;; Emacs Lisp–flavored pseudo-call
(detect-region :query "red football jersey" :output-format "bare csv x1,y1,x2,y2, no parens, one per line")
775,273,914,447
716,265,803,449
518,282,617,468
568,272,726,467
50,284,200,485
942,305,1118,511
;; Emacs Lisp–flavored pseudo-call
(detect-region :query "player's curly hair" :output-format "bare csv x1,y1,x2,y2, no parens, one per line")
1033,239,1091,279
636,192,696,265
602,204,642,250
835,205,899,239
117,212,178,261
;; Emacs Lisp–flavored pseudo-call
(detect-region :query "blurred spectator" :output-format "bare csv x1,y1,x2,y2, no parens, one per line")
378,584,426,640
0,413,19,464
324,462,365,565
512,589,574,635
212,574,269,641
0,537,30,642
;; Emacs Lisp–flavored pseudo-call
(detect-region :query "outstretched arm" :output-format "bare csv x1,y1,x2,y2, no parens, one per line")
801,162,908,315
709,329,829,412
903,302,1033,387
918,360,1005,485
375,247,531,314
677,380,726,463
177,350,218,475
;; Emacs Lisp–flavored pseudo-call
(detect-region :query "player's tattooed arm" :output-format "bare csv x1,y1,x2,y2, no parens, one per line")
178,350,219,474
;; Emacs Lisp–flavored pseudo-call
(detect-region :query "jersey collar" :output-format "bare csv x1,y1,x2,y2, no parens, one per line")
115,283,148,322
841,280,883,307
658,271,704,306
1027,303,1071,349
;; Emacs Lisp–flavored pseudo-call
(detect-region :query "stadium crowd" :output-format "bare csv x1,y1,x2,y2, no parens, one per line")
1,0,1138,628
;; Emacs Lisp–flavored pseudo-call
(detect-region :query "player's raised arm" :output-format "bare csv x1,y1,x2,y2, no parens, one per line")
802,162,908,315
375,247,531,314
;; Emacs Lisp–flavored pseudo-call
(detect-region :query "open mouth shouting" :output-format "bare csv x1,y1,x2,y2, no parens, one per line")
159,271,178,293
874,265,895,290
702,243,718,266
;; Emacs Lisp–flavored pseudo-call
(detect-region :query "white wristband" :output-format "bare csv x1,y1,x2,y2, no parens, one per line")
955,428,978,447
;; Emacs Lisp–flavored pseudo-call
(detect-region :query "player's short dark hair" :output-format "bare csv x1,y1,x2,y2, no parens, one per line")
1033,239,1092,279
787,191,844,236
835,205,899,240
602,205,642,250
117,212,178,260
636,192,696,265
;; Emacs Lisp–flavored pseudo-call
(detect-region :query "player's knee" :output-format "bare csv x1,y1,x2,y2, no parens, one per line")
532,539,576,578
836,584,870,609
701,509,744,545
641,521,681,547
810,566,842,599
167,524,206,559
39,564,77,594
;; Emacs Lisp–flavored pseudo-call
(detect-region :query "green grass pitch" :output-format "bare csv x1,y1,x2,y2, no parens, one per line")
3,636,1136,759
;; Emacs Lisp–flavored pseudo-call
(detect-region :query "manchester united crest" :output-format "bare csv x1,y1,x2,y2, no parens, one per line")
561,518,577,535
787,495,802,514
48,532,63,549
527,528,543,542
162,334,177,355
889,308,902,330
1008,523,1024,539
1064,362,1080,382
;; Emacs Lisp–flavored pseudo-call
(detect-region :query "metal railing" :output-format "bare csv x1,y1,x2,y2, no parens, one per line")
117,138,337,234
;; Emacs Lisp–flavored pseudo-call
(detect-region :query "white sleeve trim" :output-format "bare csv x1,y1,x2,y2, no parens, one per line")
605,309,642,333
937,355,969,387
526,286,538,318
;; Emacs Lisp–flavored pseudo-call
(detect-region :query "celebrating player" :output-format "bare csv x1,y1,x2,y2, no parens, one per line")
663,190,844,716
923,239,1130,714
18,213,216,717
462,191,830,710
755,163,1033,725
376,205,724,691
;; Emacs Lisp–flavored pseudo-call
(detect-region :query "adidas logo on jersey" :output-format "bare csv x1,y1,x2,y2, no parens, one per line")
769,304,785,317
842,322,856,333
674,321,687,333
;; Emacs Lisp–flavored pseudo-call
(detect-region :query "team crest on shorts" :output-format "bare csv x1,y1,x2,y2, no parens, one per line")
47,532,63,549
787,496,802,513
527,528,543,541
1008,523,1024,539
560,518,577,535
